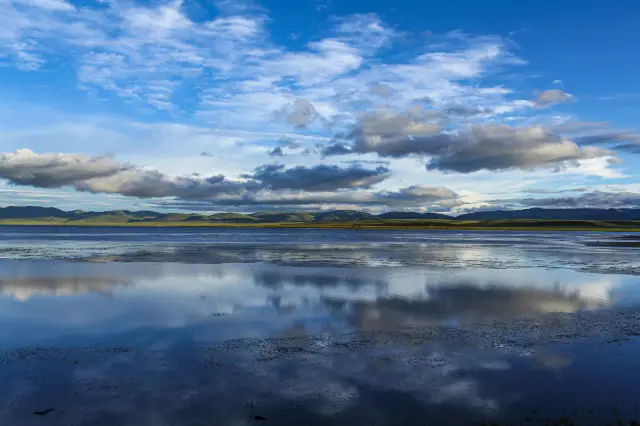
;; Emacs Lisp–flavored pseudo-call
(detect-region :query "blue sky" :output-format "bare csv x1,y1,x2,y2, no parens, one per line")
0,0,638,213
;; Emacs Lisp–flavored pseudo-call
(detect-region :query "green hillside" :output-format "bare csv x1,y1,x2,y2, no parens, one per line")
208,213,258,222
0,206,640,231
250,212,315,222
313,210,375,221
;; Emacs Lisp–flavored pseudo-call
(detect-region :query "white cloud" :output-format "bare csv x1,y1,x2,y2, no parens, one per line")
325,116,613,173
562,157,628,179
0,1,536,130
534,89,573,106
0,148,130,187
16,0,73,11
125,0,193,33
0,147,462,211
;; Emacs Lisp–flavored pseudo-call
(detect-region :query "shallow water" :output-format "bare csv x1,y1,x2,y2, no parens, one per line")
1,226,640,425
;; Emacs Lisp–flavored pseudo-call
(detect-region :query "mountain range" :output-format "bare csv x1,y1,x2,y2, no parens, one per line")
1,206,640,223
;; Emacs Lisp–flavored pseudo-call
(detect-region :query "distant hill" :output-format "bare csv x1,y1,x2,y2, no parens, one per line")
456,208,640,221
0,206,72,219
378,212,452,220
151,213,198,222
250,212,315,223
1,206,640,224
313,210,375,221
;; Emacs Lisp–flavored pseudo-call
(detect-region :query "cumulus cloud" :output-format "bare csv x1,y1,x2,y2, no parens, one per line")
324,112,611,172
0,149,460,210
534,89,573,106
151,183,459,210
75,170,252,199
325,110,442,158
427,126,608,173
279,99,324,128
375,185,459,206
267,146,284,157
0,149,131,187
246,164,391,191
323,143,356,156
0,149,252,200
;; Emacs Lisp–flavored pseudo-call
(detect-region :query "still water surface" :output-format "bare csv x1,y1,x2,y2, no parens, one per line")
1,227,640,425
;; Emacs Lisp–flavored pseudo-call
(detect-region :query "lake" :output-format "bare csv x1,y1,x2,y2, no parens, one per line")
1,226,640,425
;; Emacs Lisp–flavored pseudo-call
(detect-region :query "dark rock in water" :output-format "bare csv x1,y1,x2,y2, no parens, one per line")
33,408,55,416
254,415,267,421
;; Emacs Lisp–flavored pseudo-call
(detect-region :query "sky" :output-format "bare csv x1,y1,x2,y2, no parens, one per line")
0,0,639,214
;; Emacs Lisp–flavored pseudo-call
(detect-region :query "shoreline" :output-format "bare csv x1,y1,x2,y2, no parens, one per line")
1,220,640,232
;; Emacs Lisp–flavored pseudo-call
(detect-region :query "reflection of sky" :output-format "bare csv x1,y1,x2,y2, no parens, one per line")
1,260,639,348
1,229,640,274
2,324,640,426
0,230,640,425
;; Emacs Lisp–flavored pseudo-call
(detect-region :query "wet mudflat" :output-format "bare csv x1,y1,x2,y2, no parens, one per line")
1,227,640,425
